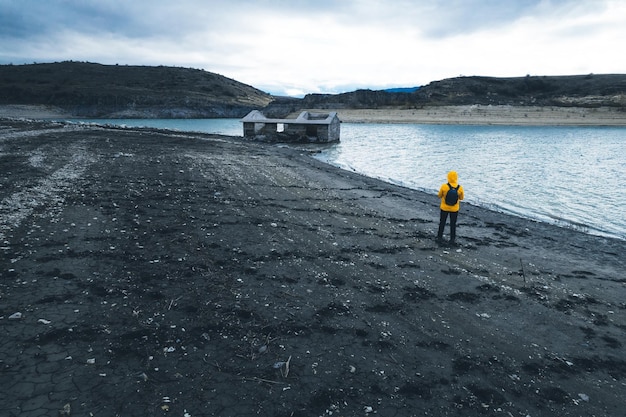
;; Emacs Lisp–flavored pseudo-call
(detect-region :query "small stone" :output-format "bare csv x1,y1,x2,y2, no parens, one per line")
59,403,71,416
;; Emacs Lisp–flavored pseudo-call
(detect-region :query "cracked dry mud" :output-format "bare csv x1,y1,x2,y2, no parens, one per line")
1,119,625,417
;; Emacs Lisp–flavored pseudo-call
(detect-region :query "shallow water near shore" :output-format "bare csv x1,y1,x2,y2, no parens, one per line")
67,118,243,136
317,123,626,240
66,118,626,240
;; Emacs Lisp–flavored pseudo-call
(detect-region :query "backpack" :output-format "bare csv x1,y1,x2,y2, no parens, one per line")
445,183,460,205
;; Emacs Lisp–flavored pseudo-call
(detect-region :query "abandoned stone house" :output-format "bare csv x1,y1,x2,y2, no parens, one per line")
241,110,340,142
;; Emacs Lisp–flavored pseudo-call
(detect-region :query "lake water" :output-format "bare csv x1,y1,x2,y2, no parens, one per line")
69,118,243,137
66,119,626,240
315,124,626,241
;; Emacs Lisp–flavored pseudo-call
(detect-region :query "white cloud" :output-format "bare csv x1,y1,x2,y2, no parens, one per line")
1,0,624,96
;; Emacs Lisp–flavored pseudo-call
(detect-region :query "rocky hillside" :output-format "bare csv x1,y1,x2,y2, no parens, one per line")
0,62,272,118
410,74,626,107
263,74,626,117
2,62,625,119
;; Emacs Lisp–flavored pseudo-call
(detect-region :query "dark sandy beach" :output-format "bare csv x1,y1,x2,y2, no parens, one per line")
1,119,625,417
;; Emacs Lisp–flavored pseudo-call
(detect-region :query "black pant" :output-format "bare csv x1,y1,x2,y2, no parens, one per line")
437,210,458,242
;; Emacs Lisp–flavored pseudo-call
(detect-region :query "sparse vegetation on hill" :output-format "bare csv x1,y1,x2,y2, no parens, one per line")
1,62,625,119
0,61,272,118
285,74,626,111
411,74,626,107
260,74,626,118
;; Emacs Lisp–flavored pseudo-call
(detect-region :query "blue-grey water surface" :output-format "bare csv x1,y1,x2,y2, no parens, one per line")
67,119,626,240
69,118,243,136
316,123,626,241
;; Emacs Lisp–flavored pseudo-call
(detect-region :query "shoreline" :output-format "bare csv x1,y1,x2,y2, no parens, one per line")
2,103,626,126
4,112,623,240
1,119,625,416
306,105,626,126
314,157,624,242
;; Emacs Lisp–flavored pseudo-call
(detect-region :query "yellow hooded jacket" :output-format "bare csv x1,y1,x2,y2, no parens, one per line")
438,171,464,212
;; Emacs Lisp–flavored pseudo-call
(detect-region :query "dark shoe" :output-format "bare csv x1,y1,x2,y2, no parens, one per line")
449,240,458,247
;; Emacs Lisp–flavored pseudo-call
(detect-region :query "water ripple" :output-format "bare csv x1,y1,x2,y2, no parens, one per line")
316,123,626,240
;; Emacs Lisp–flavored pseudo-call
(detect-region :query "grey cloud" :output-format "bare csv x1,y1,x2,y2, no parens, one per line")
0,0,616,76
0,0,607,38
339,0,588,38
0,0,219,40
0,0,586,44
1,1,136,39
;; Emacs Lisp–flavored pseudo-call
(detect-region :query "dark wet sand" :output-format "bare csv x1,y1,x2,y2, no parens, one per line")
1,119,625,417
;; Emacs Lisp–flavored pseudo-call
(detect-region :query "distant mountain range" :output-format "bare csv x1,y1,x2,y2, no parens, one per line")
1,62,624,118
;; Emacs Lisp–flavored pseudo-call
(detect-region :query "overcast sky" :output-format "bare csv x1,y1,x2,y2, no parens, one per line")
1,0,624,96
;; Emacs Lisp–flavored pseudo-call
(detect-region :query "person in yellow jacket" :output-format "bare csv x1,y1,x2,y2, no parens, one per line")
437,170,464,245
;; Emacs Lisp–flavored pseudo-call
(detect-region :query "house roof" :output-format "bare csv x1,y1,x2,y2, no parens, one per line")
241,110,339,125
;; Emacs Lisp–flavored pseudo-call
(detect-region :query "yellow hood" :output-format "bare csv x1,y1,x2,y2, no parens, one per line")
447,171,458,186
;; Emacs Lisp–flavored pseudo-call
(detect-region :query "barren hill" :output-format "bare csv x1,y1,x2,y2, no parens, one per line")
411,74,626,107
2,62,625,119
0,62,272,118
260,74,626,118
